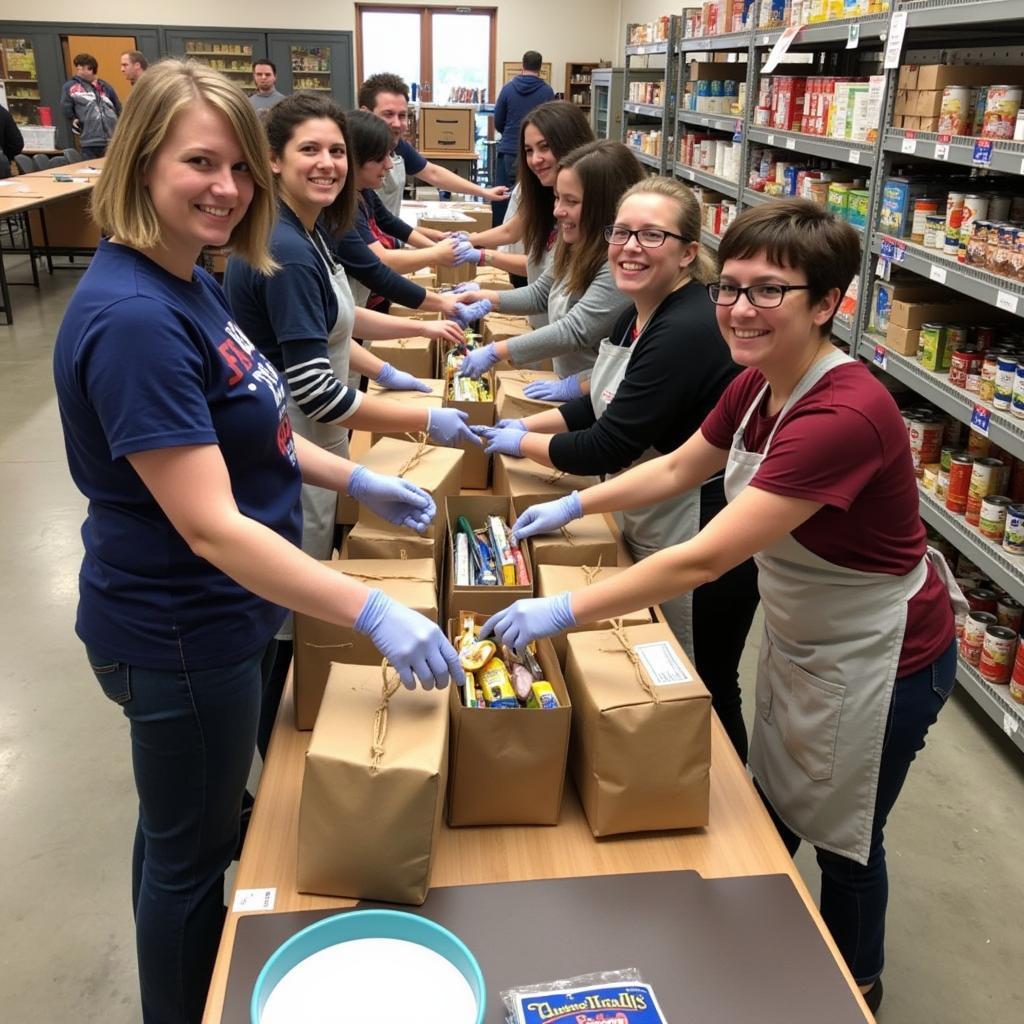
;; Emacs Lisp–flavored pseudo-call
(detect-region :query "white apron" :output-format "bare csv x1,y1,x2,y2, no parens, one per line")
377,149,405,218
724,348,964,863
525,240,553,330
546,276,601,379
589,319,702,658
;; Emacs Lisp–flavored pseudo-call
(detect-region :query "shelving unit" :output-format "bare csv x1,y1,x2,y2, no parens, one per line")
565,61,599,113
182,39,255,93
621,17,681,175
1,36,40,125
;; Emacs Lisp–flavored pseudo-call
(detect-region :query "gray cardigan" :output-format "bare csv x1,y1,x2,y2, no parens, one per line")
496,262,631,377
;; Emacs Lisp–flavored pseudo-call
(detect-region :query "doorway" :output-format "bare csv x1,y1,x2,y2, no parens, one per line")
62,34,137,99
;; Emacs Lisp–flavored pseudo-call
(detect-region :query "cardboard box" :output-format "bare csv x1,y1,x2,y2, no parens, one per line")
889,299,971,331
297,663,448,904
912,90,945,117
417,211,478,288
387,304,441,321
495,369,562,422
356,436,463,542
913,63,1024,92
564,622,711,836
420,104,475,151
450,201,493,232
537,563,652,665
346,521,440,568
867,277,948,334
474,266,514,291
367,379,445,446
894,89,912,115
293,559,438,730
446,612,570,826
482,313,534,346
445,494,533,620
368,336,438,379
444,372,495,490
883,323,921,357
515,503,618,571
406,269,436,289
897,65,919,91
493,453,598,506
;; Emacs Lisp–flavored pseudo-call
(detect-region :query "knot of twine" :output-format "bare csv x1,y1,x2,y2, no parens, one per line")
599,621,659,704
344,571,434,583
581,556,604,585
397,338,409,348
543,469,567,486
559,524,577,547
369,660,403,775
397,433,431,478
512,370,542,384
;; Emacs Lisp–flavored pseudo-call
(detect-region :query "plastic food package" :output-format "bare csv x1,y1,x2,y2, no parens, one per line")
502,968,667,1024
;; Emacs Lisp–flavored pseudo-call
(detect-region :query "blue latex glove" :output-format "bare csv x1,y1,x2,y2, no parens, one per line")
510,491,583,543
473,424,525,458
480,593,577,652
457,342,500,378
354,589,465,690
375,362,432,393
426,407,484,447
451,299,493,329
524,374,584,402
449,281,478,295
348,465,435,532
496,418,527,431
449,231,471,245
453,241,483,266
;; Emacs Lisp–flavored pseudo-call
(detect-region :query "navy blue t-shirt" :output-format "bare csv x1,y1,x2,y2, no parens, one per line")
53,241,303,670
396,138,428,176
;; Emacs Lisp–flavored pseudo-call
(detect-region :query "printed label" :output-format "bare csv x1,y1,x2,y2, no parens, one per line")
873,345,888,369
971,403,992,438
972,138,993,165
635,641,693,686
929,264,947,284
883,11,908,70
513,982,668,1024
901,137,917,154
996,290,1020,314
233,888,276,912
846,23,860,50
849,149,861,164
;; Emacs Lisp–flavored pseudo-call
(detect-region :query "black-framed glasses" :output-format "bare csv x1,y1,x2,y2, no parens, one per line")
604,225,690,248
707,282,812,309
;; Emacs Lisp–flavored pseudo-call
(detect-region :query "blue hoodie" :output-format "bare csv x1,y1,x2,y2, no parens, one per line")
494,73,555,154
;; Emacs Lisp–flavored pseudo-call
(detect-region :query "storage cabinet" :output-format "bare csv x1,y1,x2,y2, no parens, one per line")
564,61,600,113
1,37,41,125
591,67,623,140
267,33,354,109
164,30,267,93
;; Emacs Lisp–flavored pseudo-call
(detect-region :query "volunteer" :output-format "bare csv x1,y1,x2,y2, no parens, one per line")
358,72,508,217
482,199,963,1014
454,138,643,378
53,62,463,1024
224,93,480,748
477,177,759,759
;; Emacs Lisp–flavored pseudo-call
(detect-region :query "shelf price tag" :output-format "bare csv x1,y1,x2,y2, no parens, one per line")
935,134,951,161
846,23,860,50
762,25,801,75
901,136,917,154
767,133,775,146
929,264,947,284
873,345,888,369
893,240,907,264
972,139,993,166
996,290,1020,314
849,149,861,164
785,137,797,150
879,237,896,262
733,120,744,142
971,403,992,438
683,167,696,180
883,11,908,70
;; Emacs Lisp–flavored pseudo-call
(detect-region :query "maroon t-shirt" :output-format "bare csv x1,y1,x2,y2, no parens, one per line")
701,361,954,676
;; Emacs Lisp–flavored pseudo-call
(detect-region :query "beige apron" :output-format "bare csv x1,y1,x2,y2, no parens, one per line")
724,348,965,863
589,321,703,658
377,149,405,218
525,240,552,330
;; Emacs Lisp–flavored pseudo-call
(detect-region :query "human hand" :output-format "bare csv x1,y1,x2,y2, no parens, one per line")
354,589,464,690
449,281,479,295
432,237,461,267
453,241,483,266
375,362,432,393
425,318,466,346
510,491,583,542
457,342,499,378
480,593,576,651
473,425,525,457
450,300,493,330
348,465,435,532
448,231,471,245
426,407,484,447
496,418,527,431
481,185,511,203
524,374,583,402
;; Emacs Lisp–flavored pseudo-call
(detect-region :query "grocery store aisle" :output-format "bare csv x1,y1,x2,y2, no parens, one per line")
1,261,1022,1023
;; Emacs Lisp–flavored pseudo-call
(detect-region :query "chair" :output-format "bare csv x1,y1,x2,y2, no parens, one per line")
63,148,82,164
47,155,69,169
13,154,34,175
32,154,50,172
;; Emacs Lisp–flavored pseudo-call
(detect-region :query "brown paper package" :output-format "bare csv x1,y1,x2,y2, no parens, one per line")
366,380,445,446
516,507,619,570
297,663,449,905
368,336,438,379
564,622,710,837
536,563,652,665
346,521,442,571
493,453,598,506
293,559,438,730
495,369,562,422
482,313,533,346
444,371,495,489
446,612,571,826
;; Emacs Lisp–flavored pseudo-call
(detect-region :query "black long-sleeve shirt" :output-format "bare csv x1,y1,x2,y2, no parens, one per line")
1,106,24,161
550,281,739,477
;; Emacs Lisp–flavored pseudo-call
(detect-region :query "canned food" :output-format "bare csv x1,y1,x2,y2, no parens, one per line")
944,193,965,256
924,213,947,250
997,595,1024,632
1010,642,1024,703
911,198,939,243
973,325,995,351
980,355,998,402
966,587,1000,613
921,464,939,492
961,610,999,665
988,197,1012,221
919,323,947,372
966,457,1008,526
959,196,990,263
979,625,1017,683
995,353,1017,409
908,415,944,475
938,86,972,136
982,85,1023,140
980,494,1013,541
940,446,956,472
1013,363,1024,419
936,465,950,500
946,452,975,514
948,347,982,389
1003,503,1024,554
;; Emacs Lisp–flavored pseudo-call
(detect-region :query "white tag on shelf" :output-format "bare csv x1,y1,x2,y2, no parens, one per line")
767,133,775,146
233,887,277,912
1020,157,1024,176
785,137,797,150
971,404,992,438
1003,712,1020,736
635,641,693,686
996,290,1020,314
876,257,892,281
762,25,801,75
883,11,908,70
849,149,861,164
929,264,947,284
935,143,950,161
847,23,860,50
901,137,917,154
700,116,709,126
873,345,888,369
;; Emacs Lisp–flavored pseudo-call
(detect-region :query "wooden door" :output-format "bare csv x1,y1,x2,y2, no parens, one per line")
63,34,137,99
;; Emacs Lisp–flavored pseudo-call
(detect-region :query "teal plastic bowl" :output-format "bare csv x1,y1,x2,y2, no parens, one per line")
251,908,485,1023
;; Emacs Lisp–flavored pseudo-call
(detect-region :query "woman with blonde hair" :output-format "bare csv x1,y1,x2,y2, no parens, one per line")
478,176,759,758
54,60,461,1024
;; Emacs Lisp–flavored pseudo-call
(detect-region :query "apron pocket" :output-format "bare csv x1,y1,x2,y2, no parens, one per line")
755,637,774,723
771,646,845,782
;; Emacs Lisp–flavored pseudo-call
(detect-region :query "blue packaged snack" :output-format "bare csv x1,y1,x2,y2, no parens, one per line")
510,981,667,1023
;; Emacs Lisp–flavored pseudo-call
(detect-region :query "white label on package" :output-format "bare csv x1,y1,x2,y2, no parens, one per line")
883,11,908,70
929,264,947,284
996,290,1020,315
635,641,693,686
233,887,276,912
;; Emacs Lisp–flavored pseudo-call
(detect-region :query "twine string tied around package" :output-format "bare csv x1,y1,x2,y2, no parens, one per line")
600,620,659,704
370,660,403,775
581,556,604,586
397,433,431,478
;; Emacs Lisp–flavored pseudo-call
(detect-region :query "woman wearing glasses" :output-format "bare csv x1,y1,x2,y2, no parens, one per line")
481,199,963,1013
476,177,758,759
454,138,642,378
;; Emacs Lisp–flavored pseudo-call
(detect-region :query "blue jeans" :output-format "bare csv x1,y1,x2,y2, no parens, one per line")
492,151,518,226
758,639,957,984
87,643,270,1024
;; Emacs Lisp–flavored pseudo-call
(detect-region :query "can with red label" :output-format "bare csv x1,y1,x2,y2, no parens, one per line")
966,457,1008,525
966,587,1000,613
979,625,1017,683
948,347,981,389
1010,642,1024,702
946,452,974,514
997,595,1024,632
961,610,999,665
908,415,944,476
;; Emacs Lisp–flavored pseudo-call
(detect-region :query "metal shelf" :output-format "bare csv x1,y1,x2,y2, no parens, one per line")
883,128,1024,176
678,110,744,134
632,150,662,170
860,333,1024,462
900,0,1024,31
954,655,1024,753
871,234,1024,320
700,228,722,251
678,30,752,52
625,41,668,56
742,188,867,238
624,102,665,117
832,319,853,346
747,126,874,164
754,14,890,47
674,162,740,199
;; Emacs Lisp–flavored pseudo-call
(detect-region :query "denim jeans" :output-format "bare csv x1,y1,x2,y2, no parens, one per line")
492,151,518,226
87,643,269,1024
759,638,957,984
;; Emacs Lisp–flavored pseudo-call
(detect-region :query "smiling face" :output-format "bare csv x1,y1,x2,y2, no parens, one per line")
368,91,409,144
553,166,584,244
142,102,254,272
523,123,557,187
271,116,347,226
356,150,394,190
610,192,697,302
253,63,276,95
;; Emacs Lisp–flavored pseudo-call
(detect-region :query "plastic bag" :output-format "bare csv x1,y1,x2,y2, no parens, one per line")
502,968,667,1024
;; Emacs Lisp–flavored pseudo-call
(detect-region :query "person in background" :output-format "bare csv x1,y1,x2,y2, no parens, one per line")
250,58,285,112
491,50,554,226
0,102,24,162
480,199,963,1016
53,60,461,1024
120,50,148,87
358,72,508,219
60,53,121,158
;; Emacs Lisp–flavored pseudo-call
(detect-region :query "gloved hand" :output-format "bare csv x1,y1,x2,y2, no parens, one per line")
450,299,493,329
510,491,583,542
480,593,576,652
375,362,432,393
524,374,584,402
354,589,465,690
449,231,471,245
457,342,500,378
473,425,525,458
453,241,483,266
348,465,435,532
496,418,527,431
426,407,484,447
449,281,479,295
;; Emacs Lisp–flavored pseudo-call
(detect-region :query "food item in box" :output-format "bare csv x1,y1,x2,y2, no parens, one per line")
527,681,559,709
478,657,518,707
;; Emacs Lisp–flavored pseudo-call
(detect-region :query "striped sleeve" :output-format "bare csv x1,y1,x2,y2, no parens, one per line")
279,339,363,424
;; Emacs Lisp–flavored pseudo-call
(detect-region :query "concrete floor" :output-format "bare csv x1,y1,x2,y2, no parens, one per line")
1,255,1022,1023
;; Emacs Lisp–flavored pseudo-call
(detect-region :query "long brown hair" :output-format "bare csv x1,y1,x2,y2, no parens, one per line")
551,140,644,298
516,101,594,264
